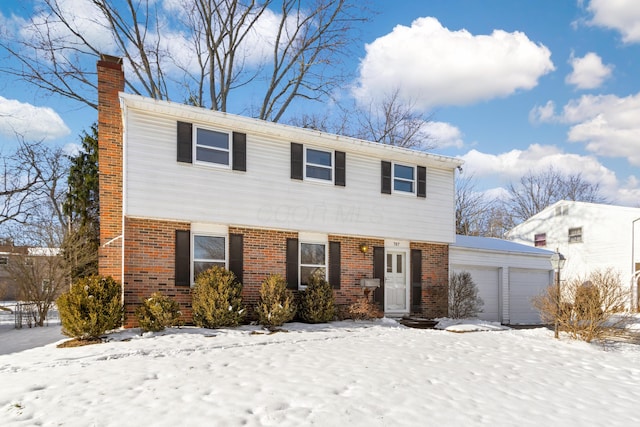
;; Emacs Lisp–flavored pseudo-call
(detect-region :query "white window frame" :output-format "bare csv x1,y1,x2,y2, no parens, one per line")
392,163,416,195
568,227,583,243
534,233,547,247
194,126,232,168
298,232,328,289
304,146,334,183
191,233,227,282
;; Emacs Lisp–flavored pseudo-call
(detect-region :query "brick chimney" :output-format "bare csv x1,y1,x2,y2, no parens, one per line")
97,54,125,281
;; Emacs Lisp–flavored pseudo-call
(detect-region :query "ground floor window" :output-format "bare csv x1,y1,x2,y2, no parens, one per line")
193,235,226,279
300,242,326,286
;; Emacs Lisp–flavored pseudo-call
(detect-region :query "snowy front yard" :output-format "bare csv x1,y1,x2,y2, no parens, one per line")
1,319,640,426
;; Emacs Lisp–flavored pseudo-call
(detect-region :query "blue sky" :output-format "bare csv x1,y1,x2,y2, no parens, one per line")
1,0,639,206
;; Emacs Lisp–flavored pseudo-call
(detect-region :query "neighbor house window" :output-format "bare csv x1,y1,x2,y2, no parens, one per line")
195,127,230,166
300,242,327,286
0,256,7,265
568,227,582,243
305,148,333,182
393,163,415,194
193,235,226,279
555,205,569,216
534,233,547,247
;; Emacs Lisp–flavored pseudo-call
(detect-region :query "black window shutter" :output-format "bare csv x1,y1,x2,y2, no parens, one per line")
232,132,246,171
286,238,299,289
335,151,346,187
291,143,303,180
329,241,341,289
381,161,392,194
417,166,426,198
177,121,193,163
175,230,190,286
373,246,385,307
229,234,244,284
411,249,422,311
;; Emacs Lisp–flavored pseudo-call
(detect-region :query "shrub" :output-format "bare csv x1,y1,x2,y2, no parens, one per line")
57,275,123,340
256,274,296,327
136,292,182,332
299,272,335,323
448,271,484,319
192,266,245,328
347,297,383,320
534,268,629,342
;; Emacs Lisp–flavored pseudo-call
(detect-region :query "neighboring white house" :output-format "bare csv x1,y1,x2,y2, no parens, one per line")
506,200,640,309
450,235,554,325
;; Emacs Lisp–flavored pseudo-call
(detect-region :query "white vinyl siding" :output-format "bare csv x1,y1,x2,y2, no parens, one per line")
122,104,458,244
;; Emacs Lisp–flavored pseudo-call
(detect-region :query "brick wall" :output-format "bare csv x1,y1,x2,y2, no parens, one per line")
329,235,384,306
411,242,449,318
228,227,297,307
123,218,190,327
97,55,125,281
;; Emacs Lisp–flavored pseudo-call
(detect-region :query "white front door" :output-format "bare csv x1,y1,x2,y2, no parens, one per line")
385,251,408,312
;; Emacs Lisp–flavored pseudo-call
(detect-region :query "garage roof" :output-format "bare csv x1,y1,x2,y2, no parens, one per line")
453,235,554,256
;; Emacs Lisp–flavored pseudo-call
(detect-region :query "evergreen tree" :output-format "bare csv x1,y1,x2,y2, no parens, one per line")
62,124,99,279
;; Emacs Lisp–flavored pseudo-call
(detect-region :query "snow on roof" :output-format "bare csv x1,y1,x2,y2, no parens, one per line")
453,234,554,256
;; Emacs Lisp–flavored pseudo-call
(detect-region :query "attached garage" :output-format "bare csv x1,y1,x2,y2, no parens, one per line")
450,235,553,325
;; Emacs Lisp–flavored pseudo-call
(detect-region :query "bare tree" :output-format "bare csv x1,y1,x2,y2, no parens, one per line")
455,174,491,236
449,271,484,318
4,222,67,326
1,0,366,121
505,166,607,226
350,90,435,150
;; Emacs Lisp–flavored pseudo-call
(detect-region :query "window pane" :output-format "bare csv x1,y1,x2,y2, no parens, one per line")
301,266,326,286
301,243,325,265
387,254,392,273
394,179,414,193
307,149,332,166
194,236,225,260
196,147,229,165
197,128,228,150
394,164,414,180
194,261,225,278
306,165,332,181
396,254,403,273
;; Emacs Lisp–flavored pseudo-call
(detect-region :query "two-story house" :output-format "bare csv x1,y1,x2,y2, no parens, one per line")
506,200,640,309
96,55,464,326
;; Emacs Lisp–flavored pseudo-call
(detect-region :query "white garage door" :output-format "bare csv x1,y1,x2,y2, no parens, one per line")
509,269,552,325
452,266,500,322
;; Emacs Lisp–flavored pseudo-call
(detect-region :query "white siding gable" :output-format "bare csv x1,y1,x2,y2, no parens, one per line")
121,95,461,244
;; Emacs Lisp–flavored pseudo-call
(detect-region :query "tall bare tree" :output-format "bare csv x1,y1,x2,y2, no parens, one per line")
505,166,607,226
455,174,491,236
1,0,365,121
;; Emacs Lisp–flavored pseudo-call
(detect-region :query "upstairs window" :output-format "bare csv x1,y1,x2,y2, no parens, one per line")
393,163,415,194
555,205,569,216
195,128,230,166
193,235,226,279
305,148,333,182
534,233,547,247
568,227,583,243
0,256,7,265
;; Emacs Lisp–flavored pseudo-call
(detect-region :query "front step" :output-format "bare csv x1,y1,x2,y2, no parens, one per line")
399,317,438,329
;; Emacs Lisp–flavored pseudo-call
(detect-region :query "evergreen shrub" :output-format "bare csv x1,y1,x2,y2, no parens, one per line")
256,274,296,327
192,266,245,328
299,272,335,323
57,275,123,339
136,292,182,332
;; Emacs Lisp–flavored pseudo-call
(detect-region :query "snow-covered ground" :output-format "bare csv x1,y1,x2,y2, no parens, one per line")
1,317,640,426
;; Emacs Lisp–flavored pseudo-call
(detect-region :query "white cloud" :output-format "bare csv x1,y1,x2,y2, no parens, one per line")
353,17,554,109
458,144,636,204
0,96,70,141
529,100,557,124
423,121,464,149
565,52,613,89
587,0,640,43
529,93,640,165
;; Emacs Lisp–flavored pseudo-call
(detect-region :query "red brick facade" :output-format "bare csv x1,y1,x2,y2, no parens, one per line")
97,57,451,328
